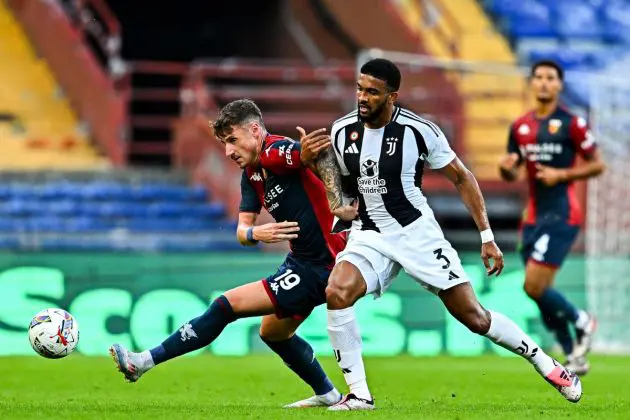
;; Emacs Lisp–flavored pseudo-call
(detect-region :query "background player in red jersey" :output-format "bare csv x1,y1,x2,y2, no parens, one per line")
109,99,350,408
499,60,606,375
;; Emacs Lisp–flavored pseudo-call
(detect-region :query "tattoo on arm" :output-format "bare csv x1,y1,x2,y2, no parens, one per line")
315,147,343,211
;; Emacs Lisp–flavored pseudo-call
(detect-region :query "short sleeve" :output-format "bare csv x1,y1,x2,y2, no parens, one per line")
569,116,597,158
425,126,456,170
260,139,302,174
331,123,351,176
238,171,262,213
507,123,524,163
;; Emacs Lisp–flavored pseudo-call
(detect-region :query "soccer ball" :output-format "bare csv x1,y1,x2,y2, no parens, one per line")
28,308,79,359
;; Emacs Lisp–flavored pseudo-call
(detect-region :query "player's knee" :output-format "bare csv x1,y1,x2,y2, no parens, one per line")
325,281,361,309
326,261,366,309
523,281,545,299
258,323,291,342
325,283,352,309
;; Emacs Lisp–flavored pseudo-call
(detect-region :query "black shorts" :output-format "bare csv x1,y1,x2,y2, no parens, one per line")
262,254,331,320
520,222,580,268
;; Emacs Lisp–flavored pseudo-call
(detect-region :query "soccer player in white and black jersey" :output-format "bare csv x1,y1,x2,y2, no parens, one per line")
300,58,583,410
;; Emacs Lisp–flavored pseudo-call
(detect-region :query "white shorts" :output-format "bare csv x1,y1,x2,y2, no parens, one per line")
336,205,469,297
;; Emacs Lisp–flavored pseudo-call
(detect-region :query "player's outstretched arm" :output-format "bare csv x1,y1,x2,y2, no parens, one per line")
237,212,300,245
438,157,504,276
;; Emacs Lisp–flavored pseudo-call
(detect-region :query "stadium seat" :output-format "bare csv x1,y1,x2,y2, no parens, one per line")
482,0,630,108
601,2,630,44
0,177,236,251
0,219,16,232
490,0,556,38
553,2,602,40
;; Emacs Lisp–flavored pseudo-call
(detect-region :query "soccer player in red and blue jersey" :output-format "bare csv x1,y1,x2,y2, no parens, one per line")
499,60,606,375
109,99,352,408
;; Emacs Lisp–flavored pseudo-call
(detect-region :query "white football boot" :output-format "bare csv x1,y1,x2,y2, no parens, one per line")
283,392,342,408
545,360,583,403
327,393,375,411
109,343,150,383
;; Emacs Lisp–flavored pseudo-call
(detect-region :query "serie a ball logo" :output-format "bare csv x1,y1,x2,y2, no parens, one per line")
361,159,379,178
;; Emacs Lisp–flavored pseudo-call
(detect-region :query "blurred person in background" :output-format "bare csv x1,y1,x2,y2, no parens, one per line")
498,60,605,376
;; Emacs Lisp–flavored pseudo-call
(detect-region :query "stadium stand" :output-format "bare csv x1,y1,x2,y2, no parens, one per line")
0,2,239,252
482,0,630,106
3,0,528,252
0,1,106,170
391,0,528,180
0,171,239,252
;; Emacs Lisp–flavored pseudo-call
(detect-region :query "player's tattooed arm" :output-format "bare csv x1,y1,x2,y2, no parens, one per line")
316,148,359,221
315,147,344,211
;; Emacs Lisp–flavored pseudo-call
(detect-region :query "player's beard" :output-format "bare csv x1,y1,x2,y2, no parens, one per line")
358,100,387,124
536,95,555,104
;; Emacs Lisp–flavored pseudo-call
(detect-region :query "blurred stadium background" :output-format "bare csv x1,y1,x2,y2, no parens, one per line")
1,0,629,360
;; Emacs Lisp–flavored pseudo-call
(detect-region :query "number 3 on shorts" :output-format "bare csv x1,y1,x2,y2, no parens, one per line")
433,248,451,269
275,269,301,290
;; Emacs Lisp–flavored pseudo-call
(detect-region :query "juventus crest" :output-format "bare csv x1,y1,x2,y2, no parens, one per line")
385,137,398,156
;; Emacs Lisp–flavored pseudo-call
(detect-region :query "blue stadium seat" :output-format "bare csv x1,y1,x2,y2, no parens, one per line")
0,177,238,252
3,199,39,216
0,220,17,232
66,217,113,232
187,185,208,202
48,200,79,216
10,185,39,199
491,0,556,38
0,185,9,200
553,2,602,40
147,202,188,217
36,183,65,200
186,203,226,219
601,2,630,44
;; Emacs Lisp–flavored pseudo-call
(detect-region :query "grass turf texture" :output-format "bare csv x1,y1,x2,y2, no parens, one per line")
1,355,628,419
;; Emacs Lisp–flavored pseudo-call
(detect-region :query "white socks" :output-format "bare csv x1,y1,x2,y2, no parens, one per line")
575,310,590,330
137,350,155,371
319,388,342,404
485,310,556,376
327,307,372,400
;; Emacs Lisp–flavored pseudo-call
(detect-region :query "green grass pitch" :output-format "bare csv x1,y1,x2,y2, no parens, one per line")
1,355,628,419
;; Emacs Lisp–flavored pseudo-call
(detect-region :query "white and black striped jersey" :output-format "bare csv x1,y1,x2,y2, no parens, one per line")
331,106,456,233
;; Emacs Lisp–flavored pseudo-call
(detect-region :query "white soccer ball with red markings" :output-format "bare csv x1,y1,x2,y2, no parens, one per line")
28,308,79,359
